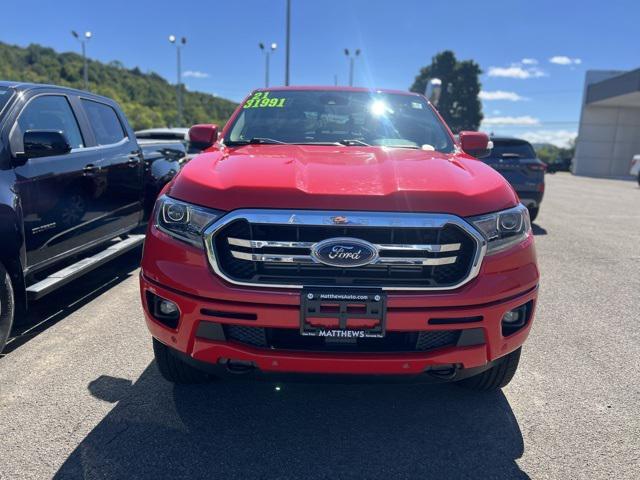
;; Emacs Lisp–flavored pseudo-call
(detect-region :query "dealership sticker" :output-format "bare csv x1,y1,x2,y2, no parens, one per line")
411,101,423,109
243,91,286,108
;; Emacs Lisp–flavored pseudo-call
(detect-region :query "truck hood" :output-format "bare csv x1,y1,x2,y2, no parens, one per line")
168,145,518,217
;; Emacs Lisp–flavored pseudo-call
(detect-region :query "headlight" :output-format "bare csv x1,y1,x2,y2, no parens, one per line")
155,195,223,247
468,204,531,255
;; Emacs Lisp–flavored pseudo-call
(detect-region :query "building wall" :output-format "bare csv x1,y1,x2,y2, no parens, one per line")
574,105,640,176
573,70,640,177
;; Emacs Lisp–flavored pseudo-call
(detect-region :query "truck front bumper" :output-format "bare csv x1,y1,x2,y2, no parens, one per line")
140,227,539,377
141,274,536,376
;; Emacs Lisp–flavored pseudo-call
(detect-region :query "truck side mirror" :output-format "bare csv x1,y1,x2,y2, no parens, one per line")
16,130,72,162
188,124,218,151
459,131,492,159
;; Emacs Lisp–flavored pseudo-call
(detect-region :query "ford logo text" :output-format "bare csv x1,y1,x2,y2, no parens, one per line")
311,238,378,268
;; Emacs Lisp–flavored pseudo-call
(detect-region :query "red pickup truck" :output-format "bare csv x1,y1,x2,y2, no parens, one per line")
140,87,539,390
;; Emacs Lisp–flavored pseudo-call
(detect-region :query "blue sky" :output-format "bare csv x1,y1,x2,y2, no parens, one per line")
2,0,639,146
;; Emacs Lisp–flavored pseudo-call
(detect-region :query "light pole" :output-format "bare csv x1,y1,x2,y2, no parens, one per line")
71,30,92,90
344,48,361,87
259,42,277,87
285,0,291,85
169,35,187,126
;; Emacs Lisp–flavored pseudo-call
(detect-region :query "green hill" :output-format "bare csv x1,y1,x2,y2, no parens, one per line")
0,41,237,130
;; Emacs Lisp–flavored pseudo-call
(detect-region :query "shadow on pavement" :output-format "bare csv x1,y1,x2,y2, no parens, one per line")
532,223,547,236
88,375,134,403
1,248,141,357
55,364,529,479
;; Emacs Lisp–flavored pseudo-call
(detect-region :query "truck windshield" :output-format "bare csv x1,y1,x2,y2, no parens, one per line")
225,90,455,153
0,87,14,114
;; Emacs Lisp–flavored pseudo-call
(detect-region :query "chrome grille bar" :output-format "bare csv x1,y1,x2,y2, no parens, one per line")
230,250,457,266
376,256,457,266
230,251,315,263
228,238,314,249
227,237,461,253
377,243,460,253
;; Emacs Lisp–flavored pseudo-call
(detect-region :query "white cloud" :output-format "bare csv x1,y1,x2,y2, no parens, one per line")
482,116,540,126
479,90,528,101
183,70,209,78
549,56,582,66
520,129,577,148
488,64,546,79
521,58,538,65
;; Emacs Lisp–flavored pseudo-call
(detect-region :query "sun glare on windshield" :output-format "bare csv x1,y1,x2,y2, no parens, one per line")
369,100,393,116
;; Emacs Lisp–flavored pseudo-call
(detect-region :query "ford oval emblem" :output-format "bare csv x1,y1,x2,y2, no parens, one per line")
311,237,379,268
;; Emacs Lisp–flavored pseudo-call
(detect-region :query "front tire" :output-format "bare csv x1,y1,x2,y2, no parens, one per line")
458,347,521,391
0,263,15,354
527,206,539,222
152,338,211,384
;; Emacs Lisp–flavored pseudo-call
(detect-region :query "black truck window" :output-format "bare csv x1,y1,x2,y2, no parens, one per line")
0,87,13,114
17,95,84,149
81,99,126,145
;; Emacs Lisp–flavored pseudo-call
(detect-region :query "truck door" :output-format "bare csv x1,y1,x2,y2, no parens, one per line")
10,93,101,268
79,98,144,233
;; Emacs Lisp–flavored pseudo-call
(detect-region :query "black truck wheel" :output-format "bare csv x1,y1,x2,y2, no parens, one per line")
528,206,539,222
458,347,522,391
0,263,15,354
152,338,211,384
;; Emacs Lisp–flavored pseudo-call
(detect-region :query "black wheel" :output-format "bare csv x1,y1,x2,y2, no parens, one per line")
637,173,640,187
458,347,521,391
152,338,211,384
528,206,539,222
0,263,15,354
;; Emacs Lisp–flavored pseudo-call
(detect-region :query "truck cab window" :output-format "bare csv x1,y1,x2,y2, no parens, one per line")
0,87,13,114
81,99,126,145
17,95,84,149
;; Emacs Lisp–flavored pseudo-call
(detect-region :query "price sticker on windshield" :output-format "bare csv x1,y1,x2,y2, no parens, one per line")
243,91,286,109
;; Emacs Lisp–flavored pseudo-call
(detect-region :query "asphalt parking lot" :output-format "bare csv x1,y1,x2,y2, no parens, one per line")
0,173,638,480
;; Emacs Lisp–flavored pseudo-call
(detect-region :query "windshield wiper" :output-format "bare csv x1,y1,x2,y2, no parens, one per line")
248,137,289,145
339,139,371,147
384,145,421,149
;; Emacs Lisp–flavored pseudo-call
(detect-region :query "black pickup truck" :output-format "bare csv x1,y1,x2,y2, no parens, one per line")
0,82,184,352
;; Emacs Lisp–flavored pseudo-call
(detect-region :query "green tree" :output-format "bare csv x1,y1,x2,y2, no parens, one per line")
534,138,576,165
0,41,238,130
410,50,483,132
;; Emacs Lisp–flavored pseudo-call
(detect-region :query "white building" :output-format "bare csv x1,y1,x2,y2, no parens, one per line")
573,69,640,177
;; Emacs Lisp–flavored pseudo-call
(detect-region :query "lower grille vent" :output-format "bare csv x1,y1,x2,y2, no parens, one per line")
223,325,460,353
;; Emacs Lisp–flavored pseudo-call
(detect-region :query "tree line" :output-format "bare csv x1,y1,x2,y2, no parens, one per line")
0,42,237,130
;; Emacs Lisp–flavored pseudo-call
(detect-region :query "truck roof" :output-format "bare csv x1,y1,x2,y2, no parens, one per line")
490,137,533,144
253,85,423,97
0,80,116,104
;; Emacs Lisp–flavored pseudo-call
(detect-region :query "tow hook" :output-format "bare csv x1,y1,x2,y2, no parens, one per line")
425,364,460,380
223,359,256,374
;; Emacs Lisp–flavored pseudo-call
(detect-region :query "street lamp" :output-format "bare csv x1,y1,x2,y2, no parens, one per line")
259,42,277,87
71,30,92,90
285,0,291,85
344,48,361,87
169,35,187,126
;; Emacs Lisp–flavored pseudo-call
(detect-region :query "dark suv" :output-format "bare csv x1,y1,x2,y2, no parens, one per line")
483,137,545,221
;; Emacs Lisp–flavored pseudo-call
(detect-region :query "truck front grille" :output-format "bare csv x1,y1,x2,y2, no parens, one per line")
205,210,485,290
